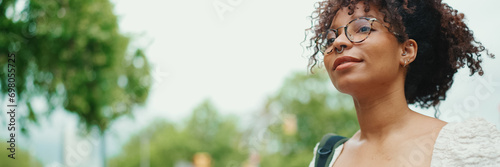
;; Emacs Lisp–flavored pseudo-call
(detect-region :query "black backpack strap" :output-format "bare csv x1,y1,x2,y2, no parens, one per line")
315,133,348,167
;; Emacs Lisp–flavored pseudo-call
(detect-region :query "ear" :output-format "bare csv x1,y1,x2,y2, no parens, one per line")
400,39,417,67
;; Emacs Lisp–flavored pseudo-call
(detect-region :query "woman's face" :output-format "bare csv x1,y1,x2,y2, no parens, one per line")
323,3,404,96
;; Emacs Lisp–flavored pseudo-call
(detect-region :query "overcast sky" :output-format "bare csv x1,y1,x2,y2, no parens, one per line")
2,0,499,166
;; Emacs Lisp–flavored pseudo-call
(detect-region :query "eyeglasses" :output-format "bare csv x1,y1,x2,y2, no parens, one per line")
317,17,399,54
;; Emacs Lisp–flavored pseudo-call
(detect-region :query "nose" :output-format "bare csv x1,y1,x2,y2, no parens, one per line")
332,28,352,54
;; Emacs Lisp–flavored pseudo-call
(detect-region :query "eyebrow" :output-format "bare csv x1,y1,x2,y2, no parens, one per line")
330,14,379,29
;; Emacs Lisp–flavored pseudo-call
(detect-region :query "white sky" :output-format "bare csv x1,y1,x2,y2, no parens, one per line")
2,0,499,166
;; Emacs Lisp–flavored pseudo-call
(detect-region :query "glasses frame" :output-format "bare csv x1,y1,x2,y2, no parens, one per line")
318,17,399,54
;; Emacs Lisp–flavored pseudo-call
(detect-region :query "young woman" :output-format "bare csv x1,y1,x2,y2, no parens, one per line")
306,0,499,166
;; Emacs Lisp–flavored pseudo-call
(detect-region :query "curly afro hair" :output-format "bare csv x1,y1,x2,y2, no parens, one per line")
306,0,495,109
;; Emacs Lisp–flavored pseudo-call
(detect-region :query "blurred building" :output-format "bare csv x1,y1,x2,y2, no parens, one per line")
59,124,103,167
193,152,211,167
283,114,297,136
242,151,260,167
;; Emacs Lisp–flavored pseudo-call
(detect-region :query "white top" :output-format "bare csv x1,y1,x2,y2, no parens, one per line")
309,118,500,167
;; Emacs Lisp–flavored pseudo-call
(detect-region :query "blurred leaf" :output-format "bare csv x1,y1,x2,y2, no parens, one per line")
109,99,248,167
0,0,152,133
0,140,44,167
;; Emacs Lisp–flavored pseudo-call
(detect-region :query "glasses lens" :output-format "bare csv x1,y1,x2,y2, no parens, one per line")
347,18,371,42
321,29,337,54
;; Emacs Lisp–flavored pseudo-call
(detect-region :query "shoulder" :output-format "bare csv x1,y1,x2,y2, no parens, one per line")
432,117,500,166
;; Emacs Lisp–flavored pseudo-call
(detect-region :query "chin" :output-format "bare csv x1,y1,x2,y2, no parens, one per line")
334,84,357,95
330,75,365,95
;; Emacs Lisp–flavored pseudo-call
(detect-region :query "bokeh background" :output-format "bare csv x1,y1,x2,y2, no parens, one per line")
1,0,499,166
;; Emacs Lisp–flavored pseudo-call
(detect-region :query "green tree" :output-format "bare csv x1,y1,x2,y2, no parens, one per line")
1,1,151,166
0,140,43,167
259,69,359,166
0,0,151,133
108,99,248,167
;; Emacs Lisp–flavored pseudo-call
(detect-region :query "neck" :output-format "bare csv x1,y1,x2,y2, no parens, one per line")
352,83,413,142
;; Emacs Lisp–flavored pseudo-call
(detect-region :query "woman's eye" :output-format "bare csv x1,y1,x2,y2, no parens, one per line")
326,38,335,45
357,26,371,33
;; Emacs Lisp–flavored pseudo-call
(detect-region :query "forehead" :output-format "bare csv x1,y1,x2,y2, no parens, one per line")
330,2,384,29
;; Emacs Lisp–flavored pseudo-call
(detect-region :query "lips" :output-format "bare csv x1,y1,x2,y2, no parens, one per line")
333,56,363,70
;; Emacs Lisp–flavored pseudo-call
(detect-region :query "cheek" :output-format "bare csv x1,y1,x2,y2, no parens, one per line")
323,55,335,76
363,49,401,82
323,55,333,68
369,56,399,72
363,39,401,72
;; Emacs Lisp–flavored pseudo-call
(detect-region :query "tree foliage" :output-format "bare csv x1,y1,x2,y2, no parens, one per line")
0,0,151,133
0,141,43,167
108,99,248,167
